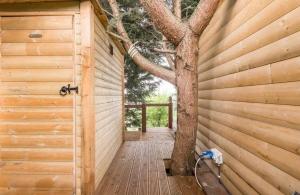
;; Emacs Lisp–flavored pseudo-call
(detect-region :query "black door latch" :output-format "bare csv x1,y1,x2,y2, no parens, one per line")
59,84,78,96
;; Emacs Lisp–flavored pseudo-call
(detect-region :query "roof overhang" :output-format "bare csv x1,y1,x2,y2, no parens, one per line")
0,0,126,54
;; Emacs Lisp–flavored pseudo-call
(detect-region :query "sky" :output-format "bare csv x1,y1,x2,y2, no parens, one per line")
155,58,177,96
156,78,176,95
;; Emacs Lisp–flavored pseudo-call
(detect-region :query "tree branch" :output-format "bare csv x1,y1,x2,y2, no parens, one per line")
166,57,175,71
139,0,187,45
188,0,220,35
108,0,176,84
101,8,114,17
162,36,175,70
153,48,176,54
173,0,181,19
107,31,130,43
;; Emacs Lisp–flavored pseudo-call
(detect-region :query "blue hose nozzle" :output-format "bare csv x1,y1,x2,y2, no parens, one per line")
200,150,214,159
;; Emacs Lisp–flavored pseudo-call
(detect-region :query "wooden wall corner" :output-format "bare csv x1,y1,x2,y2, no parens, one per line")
80,1,96,194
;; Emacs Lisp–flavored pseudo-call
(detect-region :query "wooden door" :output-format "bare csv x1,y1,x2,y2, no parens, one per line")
0,15,75,195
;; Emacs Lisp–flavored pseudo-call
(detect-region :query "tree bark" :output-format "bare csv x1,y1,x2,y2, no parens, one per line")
171,30,199,175
189,0,220,34
173,0,181,19
139,0,186,45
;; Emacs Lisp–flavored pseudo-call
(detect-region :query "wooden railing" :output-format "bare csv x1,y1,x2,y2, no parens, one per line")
125,97,173,132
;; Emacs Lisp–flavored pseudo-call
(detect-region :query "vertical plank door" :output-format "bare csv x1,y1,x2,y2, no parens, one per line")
0,15,75,195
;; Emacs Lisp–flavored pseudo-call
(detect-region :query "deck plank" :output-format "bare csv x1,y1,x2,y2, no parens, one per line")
97,142,134,195
158,142,171,195
116,142,139,195
177,176,204,195
168,176,183,195
149,141,160,195
138,140,149,195
126,142,142,195
97,128,206,195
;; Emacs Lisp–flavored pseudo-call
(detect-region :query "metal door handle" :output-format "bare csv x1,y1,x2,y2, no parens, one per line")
59,84,78,96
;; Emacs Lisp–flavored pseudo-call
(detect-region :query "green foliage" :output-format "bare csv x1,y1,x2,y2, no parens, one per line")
102,0,165,59
101,0,199,128
147,107,168,127
125,58,160,128
146,94,169,103
117,0,165,128
182,0,200,19
125,57,160,104
146,95,169,127
125,108,141,128
100,0,164,128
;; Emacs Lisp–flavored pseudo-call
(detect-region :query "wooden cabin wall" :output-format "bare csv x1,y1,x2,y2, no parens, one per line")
93,13,124,190
196,0,300,194
74,11,82,195
0,1,81,195
0,1,79,12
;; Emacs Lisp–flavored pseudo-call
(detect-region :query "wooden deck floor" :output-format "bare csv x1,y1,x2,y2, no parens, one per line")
97,128,204,195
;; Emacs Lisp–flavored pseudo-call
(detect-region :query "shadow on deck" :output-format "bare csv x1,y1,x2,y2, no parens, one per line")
96,128,204,195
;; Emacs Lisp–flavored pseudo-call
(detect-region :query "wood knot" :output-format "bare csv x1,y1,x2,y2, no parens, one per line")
184,63,194,71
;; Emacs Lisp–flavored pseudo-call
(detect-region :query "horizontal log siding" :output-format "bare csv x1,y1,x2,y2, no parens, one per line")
93,14,124,190
0,11,77,195
197,1,300,195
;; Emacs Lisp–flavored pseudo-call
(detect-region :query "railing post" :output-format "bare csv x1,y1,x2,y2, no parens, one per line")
142,103,147,132
168,97,173,129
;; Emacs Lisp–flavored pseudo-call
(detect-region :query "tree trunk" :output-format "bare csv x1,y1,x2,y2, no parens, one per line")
107,0,220,176
171,30,199,175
